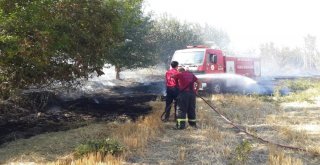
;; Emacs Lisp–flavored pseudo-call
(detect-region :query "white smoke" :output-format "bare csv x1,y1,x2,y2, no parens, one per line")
83,64,166,92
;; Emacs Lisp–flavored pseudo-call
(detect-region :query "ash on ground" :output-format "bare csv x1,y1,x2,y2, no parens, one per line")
0,67,167,145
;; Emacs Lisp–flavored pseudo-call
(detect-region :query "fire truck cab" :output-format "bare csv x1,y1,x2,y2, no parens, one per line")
171,46,261,93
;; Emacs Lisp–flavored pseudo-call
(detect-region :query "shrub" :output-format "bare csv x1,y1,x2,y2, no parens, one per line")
282,79,314,92
74,138,124,158
231,139,252,164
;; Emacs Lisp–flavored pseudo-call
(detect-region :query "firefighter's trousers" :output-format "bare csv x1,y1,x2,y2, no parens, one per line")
176,91,196,129
164,87,179,120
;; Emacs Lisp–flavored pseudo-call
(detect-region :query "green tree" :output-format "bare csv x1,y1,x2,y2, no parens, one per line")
260,42,303,74
150,15,204,66
106,1,156,79
149,16,230,67
260,42,277,63
0,0,116,86
0,0,146,98
201,24,230,51
278,47,303,68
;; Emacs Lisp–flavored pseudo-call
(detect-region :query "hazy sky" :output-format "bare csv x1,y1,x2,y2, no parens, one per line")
144,0,320,52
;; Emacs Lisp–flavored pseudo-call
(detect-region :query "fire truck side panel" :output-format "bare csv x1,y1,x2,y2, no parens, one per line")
226,60,235,74
225,57,258,78
204,49,225,74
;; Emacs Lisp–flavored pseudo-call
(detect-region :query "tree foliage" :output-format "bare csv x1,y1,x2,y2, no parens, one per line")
201,24,230,51
105,1,157,79
149,15,204,65
0,0,149,97
149,15,230,66
259,37,320,75
0,0,232,97
0,0,115,87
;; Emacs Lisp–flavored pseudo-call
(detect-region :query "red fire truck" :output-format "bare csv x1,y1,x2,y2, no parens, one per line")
171,46,261,93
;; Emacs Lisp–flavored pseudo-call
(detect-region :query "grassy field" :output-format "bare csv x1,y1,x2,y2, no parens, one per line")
1,79,320,164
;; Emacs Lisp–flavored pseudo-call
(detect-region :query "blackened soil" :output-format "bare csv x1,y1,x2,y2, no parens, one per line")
0,81,164,146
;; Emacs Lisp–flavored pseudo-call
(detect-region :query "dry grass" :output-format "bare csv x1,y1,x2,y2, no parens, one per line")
265,99,320,155
268,147,303,165
3,79,320,164
198,93,320,164
211,94,278,125
121,96,240,164
277,126,308,145
51,101,165,165
177,146,186,164
0,101,164,165
52,92,320,164
0,123,113,164
203,127,224,142
48,153,123,165
111,102,164,156
306,146,320,155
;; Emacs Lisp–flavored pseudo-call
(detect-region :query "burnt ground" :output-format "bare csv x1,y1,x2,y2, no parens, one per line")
0,79,165,146
0,75,305,146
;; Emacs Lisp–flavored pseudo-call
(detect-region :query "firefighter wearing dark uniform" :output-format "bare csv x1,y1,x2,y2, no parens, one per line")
173,67,201,129
163,61,179,121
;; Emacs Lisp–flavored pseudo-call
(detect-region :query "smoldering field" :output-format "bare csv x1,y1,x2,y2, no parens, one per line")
1,66,320,164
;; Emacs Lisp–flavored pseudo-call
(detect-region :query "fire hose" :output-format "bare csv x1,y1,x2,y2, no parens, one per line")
161,76,318,156
196,93,319,156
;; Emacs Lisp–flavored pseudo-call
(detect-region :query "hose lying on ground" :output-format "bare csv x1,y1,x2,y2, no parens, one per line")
196,93,319,156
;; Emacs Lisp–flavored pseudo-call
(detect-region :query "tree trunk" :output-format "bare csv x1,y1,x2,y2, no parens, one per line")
115,65,121,80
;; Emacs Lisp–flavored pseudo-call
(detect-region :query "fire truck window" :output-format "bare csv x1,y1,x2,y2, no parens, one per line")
209,54,217,64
